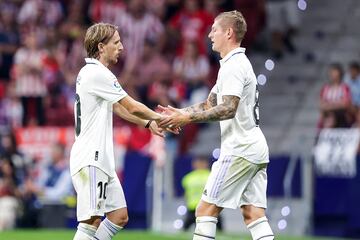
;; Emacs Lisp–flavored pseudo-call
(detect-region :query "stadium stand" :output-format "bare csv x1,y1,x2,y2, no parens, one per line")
1,0,360,239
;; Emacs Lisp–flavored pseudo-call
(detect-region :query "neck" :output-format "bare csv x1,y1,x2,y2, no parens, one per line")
98,56,109,67
220,42,241,58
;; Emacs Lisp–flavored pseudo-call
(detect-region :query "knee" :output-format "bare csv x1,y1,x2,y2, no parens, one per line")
94,218,102,227
107,207,129,227
82,216,102,228
195,203,210,217
120,214,129,227
195,202,222,218
242,208,253,224
113,214,128,227
242,206,265,225
108,212,128,227
195,204,205,217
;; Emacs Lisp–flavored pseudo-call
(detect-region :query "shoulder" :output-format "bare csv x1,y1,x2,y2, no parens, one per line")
341,83,351,92
86,64,112,79
339,82,349,89
221,54,249,75
234,53,252,69
225,53,249,67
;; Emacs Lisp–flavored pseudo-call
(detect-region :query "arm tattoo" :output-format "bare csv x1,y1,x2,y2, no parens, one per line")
207,93,217,108
189,95,240,123
183,93,217,113
183,102,207,113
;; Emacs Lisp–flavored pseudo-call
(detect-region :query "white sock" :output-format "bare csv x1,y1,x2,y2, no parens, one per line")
93,218,123,240
73,223,97,240
247,216,274,240
193,216,217,240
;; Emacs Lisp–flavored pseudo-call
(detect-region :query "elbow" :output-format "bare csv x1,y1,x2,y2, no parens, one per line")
113,104,121,114
226,107,236,119
228,110,236,119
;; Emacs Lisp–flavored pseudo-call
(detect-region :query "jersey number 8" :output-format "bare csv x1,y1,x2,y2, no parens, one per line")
75,94,81,136
253,85,260,126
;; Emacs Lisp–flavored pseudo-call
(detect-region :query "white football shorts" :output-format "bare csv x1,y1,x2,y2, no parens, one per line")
202,155,268,209
72,166,127,221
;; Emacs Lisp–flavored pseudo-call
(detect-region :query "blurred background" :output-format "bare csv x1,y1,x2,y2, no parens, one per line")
0,0,360,239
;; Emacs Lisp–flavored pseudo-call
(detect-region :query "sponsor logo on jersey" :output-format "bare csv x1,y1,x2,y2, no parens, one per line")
113,81,121,89
203,189,207,196
76,75,81,85
95,151,99,161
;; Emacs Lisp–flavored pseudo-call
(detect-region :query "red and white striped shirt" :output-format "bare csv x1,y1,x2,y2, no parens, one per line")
320,83,351,104
13,48,47,97
88,0,126,24
115,11,164,66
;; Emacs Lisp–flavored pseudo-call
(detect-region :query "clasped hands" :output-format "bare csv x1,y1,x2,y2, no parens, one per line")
149,105,190,137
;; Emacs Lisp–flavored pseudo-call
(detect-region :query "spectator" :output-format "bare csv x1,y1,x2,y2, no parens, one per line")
0,83,23,128
19,142,72,228
319,63,352,128
0,132,29,186
147,77,183,110
17,0,64,49
12,32,47,126
136,38,175,104
0,156,21,230
169,0,214,55
115,0,165,72
173,40,210,105
89,0,126,24
0,1,20,81
17,0,64,28
58,12,86,118
181,156,223,231
24,142,72,203
145,0,168,20
344,61,360,109
266,0,299,59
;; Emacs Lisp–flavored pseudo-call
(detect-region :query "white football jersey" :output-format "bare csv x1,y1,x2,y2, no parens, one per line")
70,58,128,177
211,47,269,164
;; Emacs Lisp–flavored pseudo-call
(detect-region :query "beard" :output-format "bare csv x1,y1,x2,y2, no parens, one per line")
110,55,119,64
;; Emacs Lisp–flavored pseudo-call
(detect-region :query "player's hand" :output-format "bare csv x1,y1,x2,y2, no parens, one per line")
157,104,185,115
156,112,181,135
158,105,190,128
163,125,181,135
149,120,165,137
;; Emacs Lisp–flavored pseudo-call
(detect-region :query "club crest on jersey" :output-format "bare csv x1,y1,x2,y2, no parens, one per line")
113,81,121,89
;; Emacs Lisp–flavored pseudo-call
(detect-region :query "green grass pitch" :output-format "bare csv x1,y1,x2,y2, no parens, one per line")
0,230,347,240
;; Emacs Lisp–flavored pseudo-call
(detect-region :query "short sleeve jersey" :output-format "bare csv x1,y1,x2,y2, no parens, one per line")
211,48,269,164
70,58,128,176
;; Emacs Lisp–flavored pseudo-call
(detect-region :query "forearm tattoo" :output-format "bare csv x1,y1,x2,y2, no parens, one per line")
207,92,217,108
183,93,218,113
189,95,240,123
183,102,207,113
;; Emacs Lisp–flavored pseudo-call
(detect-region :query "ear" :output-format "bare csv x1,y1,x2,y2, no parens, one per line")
98,42,104,54
227,28,233,40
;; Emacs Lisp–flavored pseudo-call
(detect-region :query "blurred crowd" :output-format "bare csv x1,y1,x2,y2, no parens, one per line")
0,0,269,129
318,61,360,129
0,0,302,230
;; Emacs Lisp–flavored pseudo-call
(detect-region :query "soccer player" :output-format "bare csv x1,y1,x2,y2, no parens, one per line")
70,23,170,240
159,11,274,240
